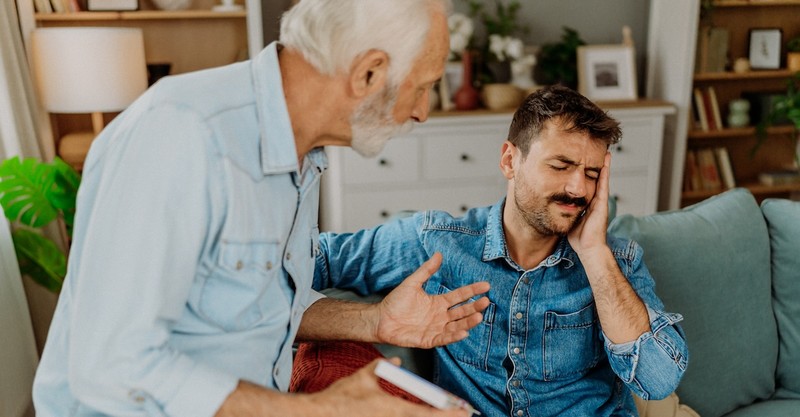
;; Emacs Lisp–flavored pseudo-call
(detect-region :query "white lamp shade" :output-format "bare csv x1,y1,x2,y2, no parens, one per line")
31,27,148,113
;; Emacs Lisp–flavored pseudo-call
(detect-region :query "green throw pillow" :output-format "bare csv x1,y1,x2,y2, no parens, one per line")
608,188,778,417
761,198,800,400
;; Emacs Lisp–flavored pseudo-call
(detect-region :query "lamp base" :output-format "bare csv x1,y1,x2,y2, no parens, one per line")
58,131,95,171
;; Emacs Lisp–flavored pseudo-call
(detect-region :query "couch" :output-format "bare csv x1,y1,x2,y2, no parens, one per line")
294,188,800,417
608,188,800,417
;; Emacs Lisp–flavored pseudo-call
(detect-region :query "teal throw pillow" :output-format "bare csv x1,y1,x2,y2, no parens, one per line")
761,198,800,400
608,188,778,417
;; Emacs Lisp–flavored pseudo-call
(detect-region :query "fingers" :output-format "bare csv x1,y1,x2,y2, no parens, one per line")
399,252,443,289
447,296,490,321
439,281,490,308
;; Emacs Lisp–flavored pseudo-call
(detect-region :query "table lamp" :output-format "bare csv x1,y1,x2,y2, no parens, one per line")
31,27,147,169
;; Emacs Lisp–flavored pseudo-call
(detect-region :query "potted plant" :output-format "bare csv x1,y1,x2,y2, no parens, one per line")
755,72,800,170
787,37,800,73
463,0,528,85
0,156,80,292
535,26,586,89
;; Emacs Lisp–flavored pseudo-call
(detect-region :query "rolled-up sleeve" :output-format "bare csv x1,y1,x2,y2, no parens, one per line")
66,105,238,417
604,239,689,400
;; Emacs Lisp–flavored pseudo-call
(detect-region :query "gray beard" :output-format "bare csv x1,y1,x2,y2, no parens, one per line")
350,86,413,157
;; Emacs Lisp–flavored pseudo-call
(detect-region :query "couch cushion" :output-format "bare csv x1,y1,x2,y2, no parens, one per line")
608,188,778,417
722,399,800,417
761,198,800,400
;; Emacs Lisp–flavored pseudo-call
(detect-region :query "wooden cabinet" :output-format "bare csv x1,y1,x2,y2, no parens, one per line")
320,102,674,233
26,0,261,168
681,1,800,206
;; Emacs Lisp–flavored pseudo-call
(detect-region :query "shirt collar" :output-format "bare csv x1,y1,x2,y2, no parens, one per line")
482,197,576,269
251,42,300,175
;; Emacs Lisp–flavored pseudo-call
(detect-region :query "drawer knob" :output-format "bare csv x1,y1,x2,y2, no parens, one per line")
380,210,390,218
460,205,468,212
378,158,389,166
612,194,620,202
460,153,470,161
614,145,623,152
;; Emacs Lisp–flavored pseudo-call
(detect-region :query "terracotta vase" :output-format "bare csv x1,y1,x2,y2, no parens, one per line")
453,51,480,111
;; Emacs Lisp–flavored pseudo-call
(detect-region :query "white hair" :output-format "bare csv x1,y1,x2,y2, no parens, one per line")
279,0,451,86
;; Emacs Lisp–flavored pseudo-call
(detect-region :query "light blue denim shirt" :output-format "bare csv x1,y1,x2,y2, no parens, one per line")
315,200,688,417
33,42,326,417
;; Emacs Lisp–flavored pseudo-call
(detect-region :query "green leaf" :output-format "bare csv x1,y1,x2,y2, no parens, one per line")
12,228,65,293
0,157,59,228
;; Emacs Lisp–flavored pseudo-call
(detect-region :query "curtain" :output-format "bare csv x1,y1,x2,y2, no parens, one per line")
0,0,49,161
0,205,38,417
0,0,60,362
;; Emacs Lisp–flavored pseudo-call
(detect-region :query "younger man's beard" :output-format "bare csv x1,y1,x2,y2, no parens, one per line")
350,84,414,158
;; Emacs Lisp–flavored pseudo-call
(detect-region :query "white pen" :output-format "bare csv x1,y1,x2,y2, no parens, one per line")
375,360,481,416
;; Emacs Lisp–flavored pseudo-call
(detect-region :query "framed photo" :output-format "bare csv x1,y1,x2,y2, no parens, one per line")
748,28,782,70
577,45,637,102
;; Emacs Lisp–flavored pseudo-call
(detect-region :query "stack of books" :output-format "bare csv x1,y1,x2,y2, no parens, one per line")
684,147,736,192
692,87,724,132
33,0,81,13
758,169,800,187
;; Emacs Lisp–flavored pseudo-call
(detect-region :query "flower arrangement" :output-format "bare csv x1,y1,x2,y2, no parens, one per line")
462,0,530,84
448,12,474,61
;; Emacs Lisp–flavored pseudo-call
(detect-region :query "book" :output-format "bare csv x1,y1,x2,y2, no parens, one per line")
758,169,800,186
714,147,736,189
701,89,718,130
707,87,723,130
693,88,709,132
685,150,703,191
695,27,729,73
696,148,722,190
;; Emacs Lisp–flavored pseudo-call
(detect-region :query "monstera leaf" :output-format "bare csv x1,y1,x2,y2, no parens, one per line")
0,156,80,293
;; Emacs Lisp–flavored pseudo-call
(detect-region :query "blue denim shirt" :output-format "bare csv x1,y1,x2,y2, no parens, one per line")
33,42,326,417
315,200,687,417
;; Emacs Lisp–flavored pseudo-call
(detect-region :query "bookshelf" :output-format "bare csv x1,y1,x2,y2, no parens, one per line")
27,0,258,169
681,0,800,205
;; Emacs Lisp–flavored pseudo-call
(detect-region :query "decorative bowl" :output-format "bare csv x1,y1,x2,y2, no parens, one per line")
151,0,192,11
480,83,522,110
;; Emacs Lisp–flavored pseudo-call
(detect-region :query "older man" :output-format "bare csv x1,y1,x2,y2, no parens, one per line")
33,1,489,416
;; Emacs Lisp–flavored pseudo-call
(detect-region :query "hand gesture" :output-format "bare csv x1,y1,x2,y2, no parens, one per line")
375,253,490,349
568,152,611,256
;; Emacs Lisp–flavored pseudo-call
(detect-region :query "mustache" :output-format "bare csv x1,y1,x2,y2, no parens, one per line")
549,193,588,208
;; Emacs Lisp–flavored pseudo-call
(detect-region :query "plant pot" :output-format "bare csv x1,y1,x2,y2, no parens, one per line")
481,83,522,110
788,52,800,73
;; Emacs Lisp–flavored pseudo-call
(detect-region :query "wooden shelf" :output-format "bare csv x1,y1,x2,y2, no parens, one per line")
688,125,796,140
35,10,246,22
694,70,794,82
713,0,800,6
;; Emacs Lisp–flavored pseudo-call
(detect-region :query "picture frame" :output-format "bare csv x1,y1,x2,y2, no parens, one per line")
748,28,782,70
577,45,637,102
87,0,138,11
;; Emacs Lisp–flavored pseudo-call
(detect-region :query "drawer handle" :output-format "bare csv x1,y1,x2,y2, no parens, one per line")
378,158,389,166
460,205,468,212
460,153,470,161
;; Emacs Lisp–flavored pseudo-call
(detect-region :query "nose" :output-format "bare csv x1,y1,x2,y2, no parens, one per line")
410,89,431,123
565,169,587,198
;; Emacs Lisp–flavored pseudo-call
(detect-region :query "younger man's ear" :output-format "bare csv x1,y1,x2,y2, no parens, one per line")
349,49,389,98
499,141,518,180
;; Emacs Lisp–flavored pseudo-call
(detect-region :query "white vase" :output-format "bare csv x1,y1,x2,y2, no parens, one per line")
151,0,192,10
444,61,463,101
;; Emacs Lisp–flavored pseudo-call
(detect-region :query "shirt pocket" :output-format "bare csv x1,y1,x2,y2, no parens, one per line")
438,284,496,371
542,302,602,381
198,241,282,331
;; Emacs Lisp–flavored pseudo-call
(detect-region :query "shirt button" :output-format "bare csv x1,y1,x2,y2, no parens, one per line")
523,277,530,284
285,253,291,261
266,261,273,270
515,312,523,319
235,261,243,270
513,347,520,354
511,379,521,387
517,410,524,416
274,367,280,376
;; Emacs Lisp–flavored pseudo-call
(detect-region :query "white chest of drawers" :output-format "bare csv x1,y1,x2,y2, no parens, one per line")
320,102,674,233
